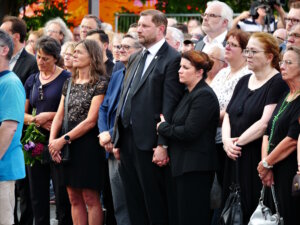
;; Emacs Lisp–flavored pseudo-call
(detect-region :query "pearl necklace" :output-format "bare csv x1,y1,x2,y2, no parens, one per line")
40,65,56,80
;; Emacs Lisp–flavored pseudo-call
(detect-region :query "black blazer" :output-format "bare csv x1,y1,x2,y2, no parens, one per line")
13,49,38,84
113,41,184,150
158,79,220,177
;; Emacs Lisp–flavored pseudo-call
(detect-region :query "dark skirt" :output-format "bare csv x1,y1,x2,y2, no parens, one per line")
62,121,105,191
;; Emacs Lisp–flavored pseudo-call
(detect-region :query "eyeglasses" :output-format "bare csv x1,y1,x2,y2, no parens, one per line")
225,41,241,48
120,45,132,51
274,36,285,42
209,55,226,64
38,85,44,101
80,25,93,30
288,32,300,39
113,45,121,50
242,49,265,57
279,60,294,67
201,13,222,19
284,17,300,25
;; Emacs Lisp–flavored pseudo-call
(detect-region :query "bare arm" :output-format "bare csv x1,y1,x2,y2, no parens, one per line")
49,95,65,142
0,121,18,160
236,104,277,146
222,113,241,160
24,99,56,130
49,94,104,159
232,11,250,29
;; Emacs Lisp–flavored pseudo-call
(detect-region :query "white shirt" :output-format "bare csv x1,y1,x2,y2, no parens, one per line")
142,38,165,77
202,31,227,53
211,65,252,143
9,48,24,70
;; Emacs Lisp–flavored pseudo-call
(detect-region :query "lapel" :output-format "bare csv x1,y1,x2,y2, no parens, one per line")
117,51,142,112
13,49,26,74
133,42,168,95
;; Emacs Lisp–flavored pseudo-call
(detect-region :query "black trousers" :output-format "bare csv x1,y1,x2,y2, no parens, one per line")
119,125,178,225
27,162,72,225
175,171,214,225
14,170,34,225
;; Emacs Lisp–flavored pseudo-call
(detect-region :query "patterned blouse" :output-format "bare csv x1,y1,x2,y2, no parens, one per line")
211,66,252,143
62,77,108,122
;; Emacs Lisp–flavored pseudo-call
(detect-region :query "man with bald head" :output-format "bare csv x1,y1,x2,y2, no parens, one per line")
195,0,233,53
273,28,287,45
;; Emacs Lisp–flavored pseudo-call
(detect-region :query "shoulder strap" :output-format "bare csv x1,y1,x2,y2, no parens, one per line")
63,78,72,133
31,73,39,108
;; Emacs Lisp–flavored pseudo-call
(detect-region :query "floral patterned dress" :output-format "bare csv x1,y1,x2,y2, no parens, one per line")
61,77,108,190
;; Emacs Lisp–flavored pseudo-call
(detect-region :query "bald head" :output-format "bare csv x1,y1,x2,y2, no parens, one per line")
273,28,287,45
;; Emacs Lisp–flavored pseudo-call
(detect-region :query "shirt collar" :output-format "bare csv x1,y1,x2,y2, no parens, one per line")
203,31,227,45
10,47,24,63
145,38,165,56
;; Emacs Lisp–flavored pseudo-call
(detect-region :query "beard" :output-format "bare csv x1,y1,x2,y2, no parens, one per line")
138,34,157,48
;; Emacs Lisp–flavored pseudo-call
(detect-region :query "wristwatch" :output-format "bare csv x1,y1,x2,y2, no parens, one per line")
64,135,71,144
262,158,273,169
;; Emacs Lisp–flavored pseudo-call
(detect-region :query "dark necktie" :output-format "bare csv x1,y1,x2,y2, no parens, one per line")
121,50,149,127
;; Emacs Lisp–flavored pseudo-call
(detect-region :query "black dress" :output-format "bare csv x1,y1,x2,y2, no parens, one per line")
223,73,288,224
266,92,300,225
61,78,108,191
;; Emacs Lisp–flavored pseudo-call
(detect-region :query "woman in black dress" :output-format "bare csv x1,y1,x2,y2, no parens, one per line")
222,32,288,224
157,50,220,225
24,36,71,225
257,46,300,225
49,39,108,225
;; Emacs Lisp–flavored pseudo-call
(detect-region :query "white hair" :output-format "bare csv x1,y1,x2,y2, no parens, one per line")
207,0,233,30
167,26,184,51
44,17,72,44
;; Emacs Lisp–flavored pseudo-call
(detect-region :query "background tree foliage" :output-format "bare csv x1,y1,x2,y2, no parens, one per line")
0,0,72,32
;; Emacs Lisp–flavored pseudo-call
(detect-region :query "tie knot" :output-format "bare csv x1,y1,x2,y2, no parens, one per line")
143,50,149,57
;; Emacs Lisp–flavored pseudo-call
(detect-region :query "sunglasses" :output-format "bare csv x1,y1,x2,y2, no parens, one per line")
38,85,44,101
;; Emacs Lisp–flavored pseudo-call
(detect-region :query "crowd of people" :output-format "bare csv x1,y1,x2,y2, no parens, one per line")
1,0,300,225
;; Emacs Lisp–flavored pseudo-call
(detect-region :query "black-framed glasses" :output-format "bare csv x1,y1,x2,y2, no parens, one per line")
284,17,300,25
38,85,44,101
242,49,265,57
120,45,132,51
288,32,300,39
279,60,294,67
201,13,222,19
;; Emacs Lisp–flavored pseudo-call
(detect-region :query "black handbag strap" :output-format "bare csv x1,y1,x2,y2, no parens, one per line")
64,78,72,133
235,158,240,186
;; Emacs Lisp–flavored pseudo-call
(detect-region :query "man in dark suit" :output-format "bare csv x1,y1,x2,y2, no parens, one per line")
1,16,38,84
113,9,184,225
1,16,38,225
194,1,233,53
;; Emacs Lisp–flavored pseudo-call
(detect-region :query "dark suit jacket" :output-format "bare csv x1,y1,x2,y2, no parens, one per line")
113,41,184,150
13,49,38,85
158,79,220,177
98,68,125,137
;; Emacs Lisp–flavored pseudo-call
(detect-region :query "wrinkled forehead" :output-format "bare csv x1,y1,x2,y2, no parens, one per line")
205,4,222,14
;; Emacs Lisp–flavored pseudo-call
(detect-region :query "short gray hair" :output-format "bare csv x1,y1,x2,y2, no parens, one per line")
0,29,14,60
167,26,184,51
124,32,142,49
207,0,233,30
44,17,72,44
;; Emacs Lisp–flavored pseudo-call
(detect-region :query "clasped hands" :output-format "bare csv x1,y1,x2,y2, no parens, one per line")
98,131,120,160
48,137,65,163
257,161,274,187
223,137,242,160
153,114,169,167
